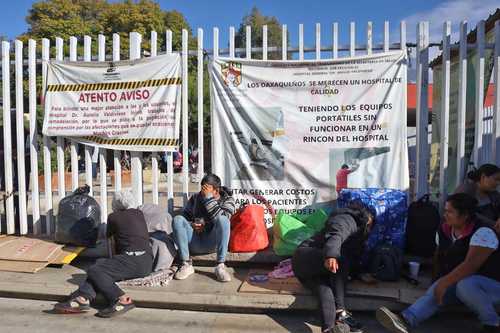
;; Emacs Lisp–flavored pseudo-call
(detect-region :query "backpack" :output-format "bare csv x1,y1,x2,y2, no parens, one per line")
406,194,440,258
369,243,403,281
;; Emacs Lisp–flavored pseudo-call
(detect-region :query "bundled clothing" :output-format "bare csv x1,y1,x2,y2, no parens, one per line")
292,207,370,332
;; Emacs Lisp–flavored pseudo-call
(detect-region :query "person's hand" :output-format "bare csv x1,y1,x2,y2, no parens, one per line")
433,279,449,305
324,258,339,273
494,218,500,234
192,221,205,233
201,184,213,198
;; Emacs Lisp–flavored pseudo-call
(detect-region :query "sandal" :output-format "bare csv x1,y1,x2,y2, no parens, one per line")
96,301,135,318
53,297,91,314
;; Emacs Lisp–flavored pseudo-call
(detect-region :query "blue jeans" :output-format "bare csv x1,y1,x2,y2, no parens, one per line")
456,275,500,326
172,215,230,263
402,280,460,327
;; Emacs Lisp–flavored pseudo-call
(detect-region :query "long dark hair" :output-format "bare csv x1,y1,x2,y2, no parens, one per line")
446,193,478,220
467,164,499,182
347,200,374,235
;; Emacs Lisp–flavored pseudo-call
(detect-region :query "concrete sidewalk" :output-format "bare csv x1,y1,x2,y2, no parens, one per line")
0,256,429,314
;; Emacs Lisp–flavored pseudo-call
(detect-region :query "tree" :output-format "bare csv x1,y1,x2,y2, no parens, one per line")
235,7,285,60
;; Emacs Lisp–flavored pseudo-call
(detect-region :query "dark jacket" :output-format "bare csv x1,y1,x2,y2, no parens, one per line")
298,208,370,274
182,186,235,232
438,220,500,282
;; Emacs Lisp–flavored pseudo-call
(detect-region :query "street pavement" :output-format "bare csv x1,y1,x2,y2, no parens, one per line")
0,297,480,333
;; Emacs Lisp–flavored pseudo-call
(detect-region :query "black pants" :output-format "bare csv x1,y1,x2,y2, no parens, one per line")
76,253,152,304
292,247,349,331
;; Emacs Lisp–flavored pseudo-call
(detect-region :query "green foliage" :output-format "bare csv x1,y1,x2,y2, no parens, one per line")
235,7,285,60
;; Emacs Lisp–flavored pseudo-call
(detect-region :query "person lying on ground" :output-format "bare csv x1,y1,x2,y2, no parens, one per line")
172,173,235,282
53,191,153,318
292,201,374,333
376,193,500,333
455,164,500,233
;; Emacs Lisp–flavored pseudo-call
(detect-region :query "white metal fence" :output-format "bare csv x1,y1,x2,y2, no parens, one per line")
1,19,499,235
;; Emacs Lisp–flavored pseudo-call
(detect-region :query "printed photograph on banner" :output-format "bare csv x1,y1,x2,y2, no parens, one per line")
329,147,391,198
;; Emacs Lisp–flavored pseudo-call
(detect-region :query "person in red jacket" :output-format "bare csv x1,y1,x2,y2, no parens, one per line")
336,163,359,195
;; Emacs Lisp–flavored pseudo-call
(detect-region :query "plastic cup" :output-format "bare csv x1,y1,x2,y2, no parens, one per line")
409,261,420,279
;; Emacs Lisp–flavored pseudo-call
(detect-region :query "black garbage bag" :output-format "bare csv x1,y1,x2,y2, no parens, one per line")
55,185,101,247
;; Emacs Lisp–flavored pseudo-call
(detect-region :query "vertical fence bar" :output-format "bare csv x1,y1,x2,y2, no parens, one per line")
246,26,251,59
473,20,485,166
182,29,189,203
98,34,108,221
112,33,122,193
28,39,41,235
55,37,65,200
166,30,174,213
457,21,468,187
69,37,79,191
384,21,390,52
439,22,451,210
298,24,305,61
350,22,355,57
332,23,338,59
129,32,143,205
15,40,28,234
2,41,14,234
83,36,93,196
42,38,53,234
150,31,159,205
415,22,430,199
211,27,219,206
494,22,500,165
283,24,288,60
262,25,268,60
197,28,204,188
315,23,320,60
229,26,235,58
367,21,373,55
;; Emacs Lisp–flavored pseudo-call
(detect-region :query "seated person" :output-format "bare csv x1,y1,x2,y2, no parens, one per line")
376,193,500,333
292,201,374,333
455,164,500,233
54,191,153,318
172,173,235,282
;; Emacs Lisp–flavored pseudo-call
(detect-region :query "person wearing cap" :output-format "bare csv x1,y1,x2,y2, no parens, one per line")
172,173,235,282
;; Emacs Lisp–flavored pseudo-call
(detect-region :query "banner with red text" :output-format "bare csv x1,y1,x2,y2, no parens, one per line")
210,51,409,224
42,54,181,151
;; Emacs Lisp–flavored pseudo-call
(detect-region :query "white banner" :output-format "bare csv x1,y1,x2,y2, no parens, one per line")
210,51,409,224
43,54,181,151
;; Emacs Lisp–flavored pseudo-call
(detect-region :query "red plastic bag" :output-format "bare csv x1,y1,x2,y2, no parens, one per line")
229,204,269,253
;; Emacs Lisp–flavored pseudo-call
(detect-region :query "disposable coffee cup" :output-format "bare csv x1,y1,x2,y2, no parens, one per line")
409,261,420,279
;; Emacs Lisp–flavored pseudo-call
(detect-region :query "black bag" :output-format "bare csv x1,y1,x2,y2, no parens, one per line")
406,194,440,258
369,243,403,281
55,185,101,247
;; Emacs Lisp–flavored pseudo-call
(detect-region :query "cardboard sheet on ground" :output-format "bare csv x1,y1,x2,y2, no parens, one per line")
239,270,428,301
0,237,84,273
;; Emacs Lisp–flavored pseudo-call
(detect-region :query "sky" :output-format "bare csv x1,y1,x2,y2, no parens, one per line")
0,0,498,65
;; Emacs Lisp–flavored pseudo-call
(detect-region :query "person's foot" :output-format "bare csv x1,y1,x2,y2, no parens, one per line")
480,325,500,333
53,296,91,314
96,301,135,318
174,261,195,280
323,322,350,333
337,309,364,333
376,307,410,333
214,263,231,282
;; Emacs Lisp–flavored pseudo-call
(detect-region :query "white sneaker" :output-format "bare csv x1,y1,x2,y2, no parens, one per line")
214,263,231,282
174,262,195,280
